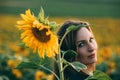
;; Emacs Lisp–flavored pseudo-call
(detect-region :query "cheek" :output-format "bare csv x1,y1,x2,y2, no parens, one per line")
94,41,98,50
77,48,87,57
92,39,98,49
93,41,98,59
76,48,88,64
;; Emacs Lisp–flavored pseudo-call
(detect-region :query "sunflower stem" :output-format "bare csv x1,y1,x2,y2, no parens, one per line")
57,30,70,80
57,46,64,80
59,31,70,47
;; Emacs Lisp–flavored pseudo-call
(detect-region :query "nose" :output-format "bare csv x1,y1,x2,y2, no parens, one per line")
87,43,94,52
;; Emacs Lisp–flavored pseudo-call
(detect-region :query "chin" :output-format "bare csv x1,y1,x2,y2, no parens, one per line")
88,58,97,64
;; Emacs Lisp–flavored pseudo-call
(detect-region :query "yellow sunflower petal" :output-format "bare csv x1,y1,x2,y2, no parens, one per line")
26,9,31,17
20,14,29,21
26,9,36,20
20,30,32,39
22,37,29,46
46,30,51,36
29,37,37,51
46,48,52,57
17,25,32,30
17,21,26,25
22,34,32,46
38,46,45,58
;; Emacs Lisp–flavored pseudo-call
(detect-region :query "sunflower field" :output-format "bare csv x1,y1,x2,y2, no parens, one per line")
0,13,120,80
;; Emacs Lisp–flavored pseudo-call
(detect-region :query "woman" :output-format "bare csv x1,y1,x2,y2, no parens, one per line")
54,20,112,80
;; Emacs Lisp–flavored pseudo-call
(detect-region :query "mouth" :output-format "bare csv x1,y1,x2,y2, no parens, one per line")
88,53,95,58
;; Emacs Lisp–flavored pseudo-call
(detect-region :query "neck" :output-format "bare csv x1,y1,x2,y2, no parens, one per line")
87,63,96,73
81,63,96,75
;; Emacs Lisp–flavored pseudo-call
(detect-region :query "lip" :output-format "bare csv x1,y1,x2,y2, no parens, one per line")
88,53,95,58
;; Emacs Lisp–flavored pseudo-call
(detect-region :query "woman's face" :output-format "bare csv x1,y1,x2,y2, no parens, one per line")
76,27,98,65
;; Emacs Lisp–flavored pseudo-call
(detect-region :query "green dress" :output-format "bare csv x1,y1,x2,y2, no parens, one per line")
66,70,112,80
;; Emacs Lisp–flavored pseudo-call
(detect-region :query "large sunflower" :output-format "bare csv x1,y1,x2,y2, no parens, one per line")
16,9,58,58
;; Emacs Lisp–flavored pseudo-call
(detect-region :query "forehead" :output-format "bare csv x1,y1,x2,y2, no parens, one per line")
76,27,92,40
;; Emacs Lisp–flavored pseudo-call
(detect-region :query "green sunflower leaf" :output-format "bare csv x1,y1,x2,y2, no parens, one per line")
49,21,59,31
38,7,45,23
85,70,112,80
44,17,49,25
62,50,77,61
66,23,89,32
16,61,39,69
66,25,78,32
69,61,87,72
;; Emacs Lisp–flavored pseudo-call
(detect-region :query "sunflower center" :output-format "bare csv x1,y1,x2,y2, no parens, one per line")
32,28,51,42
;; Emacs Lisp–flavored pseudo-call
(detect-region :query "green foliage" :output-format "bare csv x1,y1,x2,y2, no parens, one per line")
66,23,89,32
49,21,60,32
96,62,108,72
17,61,39,69
0,54,20,80
70,61,87,72
61,50,87,73
62,50,77,60
85,70,112,80
37,7,60,32
17,49,54,74
38,7,45,24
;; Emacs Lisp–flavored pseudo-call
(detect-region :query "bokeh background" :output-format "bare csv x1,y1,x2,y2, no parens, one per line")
0,0,120,80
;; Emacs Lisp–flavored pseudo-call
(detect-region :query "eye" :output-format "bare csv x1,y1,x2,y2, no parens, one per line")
89,37,94,42
78,42,85,48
